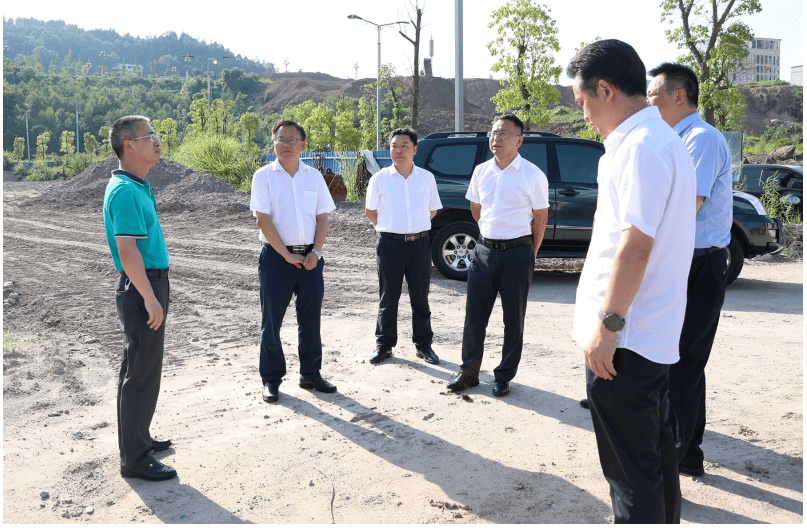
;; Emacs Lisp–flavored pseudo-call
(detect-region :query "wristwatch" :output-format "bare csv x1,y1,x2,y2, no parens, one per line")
598,309,625,332
311,248,322,260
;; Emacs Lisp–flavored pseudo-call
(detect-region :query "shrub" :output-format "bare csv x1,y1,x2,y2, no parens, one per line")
174,133,259,189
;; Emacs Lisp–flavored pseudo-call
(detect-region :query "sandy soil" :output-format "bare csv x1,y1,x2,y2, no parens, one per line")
2,175,803,524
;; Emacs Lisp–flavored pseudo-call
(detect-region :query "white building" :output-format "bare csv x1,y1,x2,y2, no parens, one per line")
791,65,803,86
731,38,781,83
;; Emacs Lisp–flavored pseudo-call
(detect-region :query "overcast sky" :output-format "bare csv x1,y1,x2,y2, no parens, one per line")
3,0,804,83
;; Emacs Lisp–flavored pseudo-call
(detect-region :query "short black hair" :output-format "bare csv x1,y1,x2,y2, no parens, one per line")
110,115,150,159
389,127,418,146
566,39,646,98
494,113,524,135
272,120,306,141
648,62,700,108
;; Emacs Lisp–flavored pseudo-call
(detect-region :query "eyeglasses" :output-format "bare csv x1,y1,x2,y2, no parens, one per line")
129,133,160,143
273,137,302,145
489,131,520,139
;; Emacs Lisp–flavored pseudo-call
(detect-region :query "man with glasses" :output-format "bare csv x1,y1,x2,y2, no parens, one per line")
447,114,549,397
647,62,733,479
365,128,442,366
104,115,176,481
250,120,337,403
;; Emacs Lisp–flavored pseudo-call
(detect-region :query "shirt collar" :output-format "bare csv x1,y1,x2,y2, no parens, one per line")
392,164,418,179
270,158,304,177
495,153,524,172
112,168,146,186
673,111,702,135
603,106,662,152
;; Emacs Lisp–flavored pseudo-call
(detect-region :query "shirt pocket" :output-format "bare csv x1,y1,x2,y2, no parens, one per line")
303,191,318,215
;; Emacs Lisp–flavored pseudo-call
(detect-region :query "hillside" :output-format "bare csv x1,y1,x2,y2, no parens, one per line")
258,71,802,137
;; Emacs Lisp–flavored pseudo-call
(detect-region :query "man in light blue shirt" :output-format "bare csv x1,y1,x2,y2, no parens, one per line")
648,62,733,478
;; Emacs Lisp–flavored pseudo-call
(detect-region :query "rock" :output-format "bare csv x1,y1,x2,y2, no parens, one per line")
40,491,50,500
85,506,94,515
770,145,796,161
8,292,20,300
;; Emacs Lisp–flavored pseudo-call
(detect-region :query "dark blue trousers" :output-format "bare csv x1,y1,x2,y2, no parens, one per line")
258,245,324,384
587,349,681,524
667,248,728,467
460,242,533,382
115,274,169,469
375,235,433,349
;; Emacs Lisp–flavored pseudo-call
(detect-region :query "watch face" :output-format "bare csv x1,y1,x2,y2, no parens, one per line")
603,314,624,332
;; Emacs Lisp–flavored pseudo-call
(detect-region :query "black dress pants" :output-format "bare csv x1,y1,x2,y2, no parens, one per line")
666,248,727,467
375,235,433,349
115,273,169,469
587,348,681,524
460,242,533,382
258,245,324,383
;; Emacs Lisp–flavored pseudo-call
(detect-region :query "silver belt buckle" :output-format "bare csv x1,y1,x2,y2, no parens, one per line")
292,245,306,254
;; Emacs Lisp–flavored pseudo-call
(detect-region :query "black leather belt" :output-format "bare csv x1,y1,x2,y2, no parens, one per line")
121,268,169,279
263,242,315,254
380,231,429,242
479,235,533,250
693,246,726,257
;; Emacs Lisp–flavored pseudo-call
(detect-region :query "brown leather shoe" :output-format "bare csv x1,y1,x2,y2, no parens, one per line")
446,371,479,392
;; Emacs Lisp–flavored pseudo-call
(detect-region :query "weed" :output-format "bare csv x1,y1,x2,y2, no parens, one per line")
4,329,16,353
338,154,363,201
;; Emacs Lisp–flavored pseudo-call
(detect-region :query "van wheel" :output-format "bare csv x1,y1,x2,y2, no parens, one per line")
432,221,479,281
726,234,744,286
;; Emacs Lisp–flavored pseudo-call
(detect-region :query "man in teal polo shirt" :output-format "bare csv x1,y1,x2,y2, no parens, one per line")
103,115,176,481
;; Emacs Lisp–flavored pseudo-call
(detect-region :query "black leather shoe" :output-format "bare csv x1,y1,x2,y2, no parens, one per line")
416,345,440,365
262,381,280,403
299,376,337,393
579,398,590,409
369,346,393,364
492,380,510,397
446,371,479,392
121,457,177,481
150,438,172,452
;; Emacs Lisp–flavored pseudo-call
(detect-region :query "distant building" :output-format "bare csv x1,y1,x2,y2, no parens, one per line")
792,65,803,86
730,38,781,84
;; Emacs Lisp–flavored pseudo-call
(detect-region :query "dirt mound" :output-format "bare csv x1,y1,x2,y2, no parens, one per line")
27,155,244,212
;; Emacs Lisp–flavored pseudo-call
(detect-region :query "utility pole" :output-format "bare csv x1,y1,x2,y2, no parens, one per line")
455,0,464,132
24,103,32,161
75,102,80,153
354,61,359,80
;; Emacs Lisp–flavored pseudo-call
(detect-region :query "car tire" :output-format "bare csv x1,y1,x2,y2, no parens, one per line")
726,234,744,286
431,221,479,281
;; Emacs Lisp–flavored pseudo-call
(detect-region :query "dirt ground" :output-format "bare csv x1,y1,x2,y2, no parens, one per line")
2,167,803,523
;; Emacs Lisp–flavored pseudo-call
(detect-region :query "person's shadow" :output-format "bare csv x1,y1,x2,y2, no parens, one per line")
279,392,611,523
123,450,249,524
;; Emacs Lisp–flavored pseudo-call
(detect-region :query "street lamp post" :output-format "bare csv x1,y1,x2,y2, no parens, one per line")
347,14,407,151
204,56,235,110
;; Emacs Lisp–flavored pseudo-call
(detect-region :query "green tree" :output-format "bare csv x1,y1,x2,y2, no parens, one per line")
12,137,26,161
83,132,99,156
661,0,761,130
240,112,260,147
36,131,51,160
334,99,362,151
357,96,376,150
98,125,112,156
487,0,562,130
154,117,179,154
60,130,76,155
304,103,335,151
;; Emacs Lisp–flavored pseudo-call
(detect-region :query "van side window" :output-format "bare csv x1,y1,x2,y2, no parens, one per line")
426,144,479,178
517,143,549,175
556,144,602,184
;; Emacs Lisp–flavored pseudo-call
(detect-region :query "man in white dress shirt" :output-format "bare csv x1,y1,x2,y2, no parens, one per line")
568,40,696,523
365,128,443,366
446,114,549,397
250,120,337,403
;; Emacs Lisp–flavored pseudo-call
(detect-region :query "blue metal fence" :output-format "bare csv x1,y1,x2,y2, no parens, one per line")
260,151,392,174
